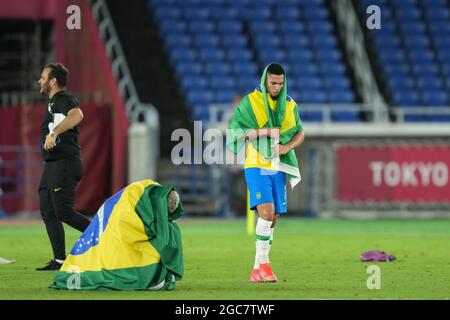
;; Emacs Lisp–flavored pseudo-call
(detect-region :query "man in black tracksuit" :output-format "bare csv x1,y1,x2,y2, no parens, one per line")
36,63,91,270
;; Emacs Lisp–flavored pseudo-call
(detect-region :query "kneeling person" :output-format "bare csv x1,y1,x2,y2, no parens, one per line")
51,179,184,291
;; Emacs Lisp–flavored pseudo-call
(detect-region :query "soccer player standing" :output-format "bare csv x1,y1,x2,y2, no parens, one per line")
36,63,91,270
227,63,304,282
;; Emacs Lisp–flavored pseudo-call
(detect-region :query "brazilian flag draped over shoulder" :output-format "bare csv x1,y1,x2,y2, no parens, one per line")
51,179,184,291
227,64,303,188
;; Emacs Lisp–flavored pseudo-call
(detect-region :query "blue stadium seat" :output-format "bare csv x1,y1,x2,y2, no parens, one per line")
403,35,430,48
427,115,450,122
331,110,360,122
425,7,450,21
379,47,406,60
258,50,287,64
412,63,439,77
165,34,191,48
204,62,231,76
425,0,447,5
199,48,225,62
179,76,208,93
416,76,444,90
248,21,276,34
170,48,197,64
392,91,420,106
299,110,323,122
275,7,300,20
175,62,203,76
391,0,417,6
210,76,235,90
429,21,450,34
383,63,411,76
287,48,314,62
319,62,346,76
152,0,362,122
226,48,253,62
230,62,258,77
316,48,342,62
194,34,220,48
279,21,304,34
361,0,386,6
191,104,210,122
294,76,323,90
159,20,186,34
209,7,239,20
186,90,215,106
291,63,320,76
421,90,449,106
299,90,327,103
386,76,415,89
282,32,309,46
328,90,355,104
242,7,271,21
437,50,450,63
237,77,259,93
216,21,242,34
311,34,337,48
395,7,421,20
372,35,401,49
302,6,329,20
398,21,426,34
221,34,247,48
403,114,427,122
215,90,237,104
183,7,210,20
253,35,281,49
189,21,215,34
305,21,333,33
434,36,450,50
323,76,351,89
408,49,434,62
153,6,182,21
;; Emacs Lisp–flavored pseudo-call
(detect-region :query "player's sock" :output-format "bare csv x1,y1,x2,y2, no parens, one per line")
268,227,274,256
253,241,259,269
256,218,272,265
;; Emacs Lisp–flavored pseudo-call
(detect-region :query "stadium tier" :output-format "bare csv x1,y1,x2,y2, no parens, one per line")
148,0,358,123
359,0,450,122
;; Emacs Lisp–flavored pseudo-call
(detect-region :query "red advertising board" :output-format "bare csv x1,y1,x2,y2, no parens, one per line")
337,146,450,202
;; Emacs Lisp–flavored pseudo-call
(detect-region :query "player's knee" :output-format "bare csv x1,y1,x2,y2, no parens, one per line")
54,206,74,222
258,207,274,221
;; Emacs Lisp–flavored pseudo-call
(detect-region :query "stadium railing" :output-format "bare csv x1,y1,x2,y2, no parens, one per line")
208,102,450,218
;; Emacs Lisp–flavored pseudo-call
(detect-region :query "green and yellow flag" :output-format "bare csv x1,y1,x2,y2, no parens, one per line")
51,179,184,291
227,64,303,188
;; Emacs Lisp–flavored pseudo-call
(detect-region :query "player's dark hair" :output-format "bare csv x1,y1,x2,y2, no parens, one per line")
267,63,285,75
44,63,69,87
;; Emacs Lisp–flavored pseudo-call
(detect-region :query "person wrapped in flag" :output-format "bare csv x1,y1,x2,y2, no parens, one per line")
51,179,184,290
227,63,305,282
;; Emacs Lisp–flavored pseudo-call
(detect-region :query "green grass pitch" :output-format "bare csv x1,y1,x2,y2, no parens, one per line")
1,218,449,299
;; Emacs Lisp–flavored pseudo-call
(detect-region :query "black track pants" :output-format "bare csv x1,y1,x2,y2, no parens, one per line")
38,159,90,260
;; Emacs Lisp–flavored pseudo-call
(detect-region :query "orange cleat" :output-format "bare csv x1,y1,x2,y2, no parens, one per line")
259,263,277,282
249,269,262,282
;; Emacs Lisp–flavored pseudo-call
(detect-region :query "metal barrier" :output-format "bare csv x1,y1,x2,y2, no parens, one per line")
0,145,42,215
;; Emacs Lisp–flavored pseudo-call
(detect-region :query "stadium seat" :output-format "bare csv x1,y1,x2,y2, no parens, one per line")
331,110,360,122
359,0,450,120
328,90,355,104
151,0,359,123
421,90,449,106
